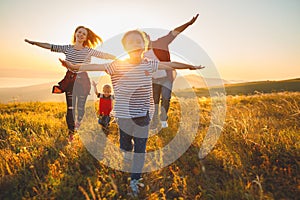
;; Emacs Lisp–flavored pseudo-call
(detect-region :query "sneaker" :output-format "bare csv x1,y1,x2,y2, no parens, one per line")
130,178,144,197
161,121,168,128
110,117,116,124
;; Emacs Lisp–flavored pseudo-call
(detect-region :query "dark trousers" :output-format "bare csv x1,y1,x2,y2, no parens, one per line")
118,113,150,180
98,115,111,128
65,91,88,133
152,78,173,121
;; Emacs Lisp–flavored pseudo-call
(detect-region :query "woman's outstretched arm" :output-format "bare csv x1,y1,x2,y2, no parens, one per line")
24,39,51,49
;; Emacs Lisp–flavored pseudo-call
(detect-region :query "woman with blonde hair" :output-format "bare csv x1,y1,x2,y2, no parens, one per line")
25,26,115,141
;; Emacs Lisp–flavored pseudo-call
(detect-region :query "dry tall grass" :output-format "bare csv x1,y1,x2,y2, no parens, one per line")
0,92,299,199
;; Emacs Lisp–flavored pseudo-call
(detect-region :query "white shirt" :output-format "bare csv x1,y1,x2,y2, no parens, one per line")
144,49,167,79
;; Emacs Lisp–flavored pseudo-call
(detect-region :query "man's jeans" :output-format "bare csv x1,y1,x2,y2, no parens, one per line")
152,77,173,122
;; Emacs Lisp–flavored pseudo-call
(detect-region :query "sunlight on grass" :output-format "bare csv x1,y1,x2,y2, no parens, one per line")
0,92,299,199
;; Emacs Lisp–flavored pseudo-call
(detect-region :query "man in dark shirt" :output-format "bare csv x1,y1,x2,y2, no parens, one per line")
144,14,199,128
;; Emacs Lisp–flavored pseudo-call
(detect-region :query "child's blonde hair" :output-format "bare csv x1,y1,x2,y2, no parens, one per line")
102,84,112,93
121,29,149,52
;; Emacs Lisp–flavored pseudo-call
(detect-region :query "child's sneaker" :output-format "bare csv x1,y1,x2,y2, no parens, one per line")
110,117,117,124
130,178,144,197
161,121,168,128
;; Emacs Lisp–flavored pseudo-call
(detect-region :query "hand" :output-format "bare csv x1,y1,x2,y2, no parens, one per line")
59,58,68,68
92,81,97,87
25,39,34,45
189,65,205,70
59,58,76,70
189,14,199,25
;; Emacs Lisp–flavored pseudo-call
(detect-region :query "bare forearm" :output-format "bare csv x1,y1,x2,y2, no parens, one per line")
59,59,108,72
103,53,116,60
159,61,193,70
34,42,51,49
25,39,51,49
76,64,107,71
173,22,191,34
173,14,199,35
93,87,99,95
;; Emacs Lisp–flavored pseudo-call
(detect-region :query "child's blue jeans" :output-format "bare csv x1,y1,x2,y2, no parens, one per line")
117,113,150,180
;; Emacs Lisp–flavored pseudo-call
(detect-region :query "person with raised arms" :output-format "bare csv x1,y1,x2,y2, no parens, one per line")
25,26,116,141
59,29,204,197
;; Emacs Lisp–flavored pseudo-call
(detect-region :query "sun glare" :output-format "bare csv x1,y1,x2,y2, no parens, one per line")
117,54,130,61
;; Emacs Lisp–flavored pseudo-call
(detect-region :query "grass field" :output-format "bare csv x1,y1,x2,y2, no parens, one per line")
0,92,299,199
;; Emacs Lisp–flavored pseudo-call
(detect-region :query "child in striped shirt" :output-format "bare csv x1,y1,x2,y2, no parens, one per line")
60,29,204,196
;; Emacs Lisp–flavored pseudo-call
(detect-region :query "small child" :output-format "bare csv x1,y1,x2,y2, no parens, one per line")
60,29,204,197
92,81,114,132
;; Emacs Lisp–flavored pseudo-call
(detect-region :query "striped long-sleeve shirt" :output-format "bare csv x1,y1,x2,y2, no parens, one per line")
51,44,112,69
105,59,158,119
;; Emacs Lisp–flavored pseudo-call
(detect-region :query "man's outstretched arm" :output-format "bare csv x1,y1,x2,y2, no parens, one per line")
173,14,199,35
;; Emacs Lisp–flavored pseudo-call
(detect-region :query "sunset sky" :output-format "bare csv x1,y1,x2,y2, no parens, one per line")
0,0,299,88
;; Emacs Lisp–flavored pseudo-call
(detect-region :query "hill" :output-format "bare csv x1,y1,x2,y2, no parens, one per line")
0,76,299,103
177,77,300,98
173,74,230,90
0,82,65,103
0,76,111,103
224,78,300,95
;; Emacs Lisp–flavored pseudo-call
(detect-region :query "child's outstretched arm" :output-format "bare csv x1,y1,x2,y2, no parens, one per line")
59,58,107,71
24,39,51,50
158,61,204,70
92,81,100,96
102,53,117,60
